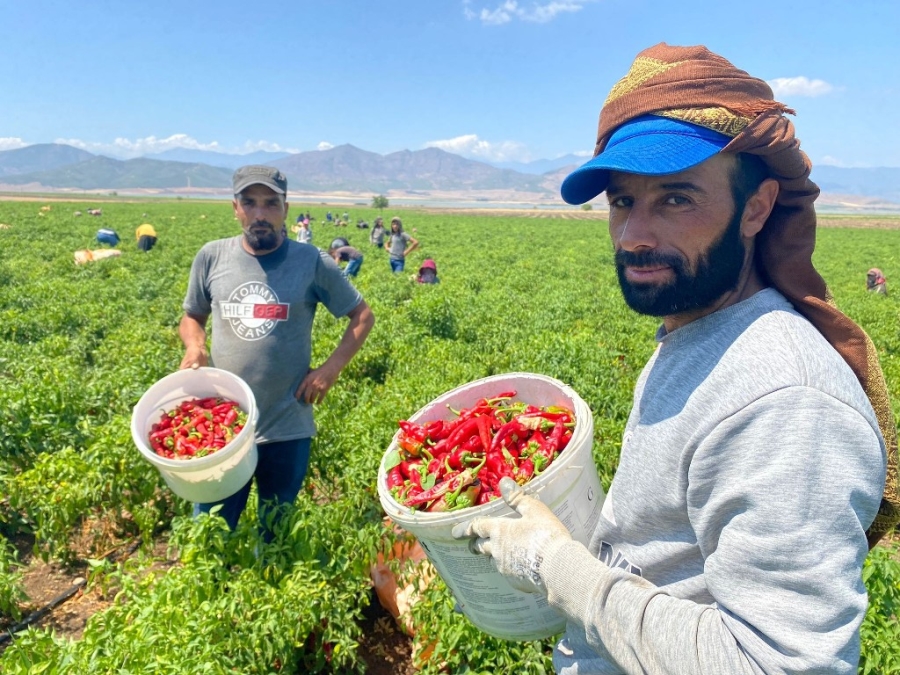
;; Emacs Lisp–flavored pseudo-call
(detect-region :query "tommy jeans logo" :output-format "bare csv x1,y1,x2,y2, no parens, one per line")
222,281,289,341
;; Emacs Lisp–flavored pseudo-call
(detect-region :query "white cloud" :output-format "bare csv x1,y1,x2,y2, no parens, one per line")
0,137,27,151
425,133,531,162
572,149,592,157
817,155,871,169
767,76,834,98
464,0,591,24
317,141,335,151
51,134,298,158
237,140,300,154
819,155,844,167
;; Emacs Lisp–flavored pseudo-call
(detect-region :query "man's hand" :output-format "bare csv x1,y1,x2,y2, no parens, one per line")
295,363,340,405
451,477,572,594
179,346,208,370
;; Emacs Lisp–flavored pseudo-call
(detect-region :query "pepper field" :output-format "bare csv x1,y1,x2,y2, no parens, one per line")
1,199,899,674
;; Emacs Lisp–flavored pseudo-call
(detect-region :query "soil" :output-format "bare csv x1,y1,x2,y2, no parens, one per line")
1,532,415,674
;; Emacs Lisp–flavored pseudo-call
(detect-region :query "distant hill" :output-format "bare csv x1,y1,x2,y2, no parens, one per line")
1,141,898,207
489,154,588,175
143,148,290,169
810,166,900,204
271,144,546,192
0,143,95,177
2,156,233,189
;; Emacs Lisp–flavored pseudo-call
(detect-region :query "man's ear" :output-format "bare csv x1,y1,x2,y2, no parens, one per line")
741,178,779,238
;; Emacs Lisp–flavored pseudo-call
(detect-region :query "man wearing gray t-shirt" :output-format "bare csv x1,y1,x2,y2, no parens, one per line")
179,165,375,541
453,44,896,675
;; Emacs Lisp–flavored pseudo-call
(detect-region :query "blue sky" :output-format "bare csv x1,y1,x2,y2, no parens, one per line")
3,0,898,167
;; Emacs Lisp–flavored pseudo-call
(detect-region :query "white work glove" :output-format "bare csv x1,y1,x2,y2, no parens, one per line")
451,477,572,594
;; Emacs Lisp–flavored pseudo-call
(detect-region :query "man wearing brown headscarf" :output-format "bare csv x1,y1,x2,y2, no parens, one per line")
454,43,897,674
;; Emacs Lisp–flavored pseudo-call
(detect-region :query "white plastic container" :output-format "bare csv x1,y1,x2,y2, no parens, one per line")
131,367,259,503
377,372,605,642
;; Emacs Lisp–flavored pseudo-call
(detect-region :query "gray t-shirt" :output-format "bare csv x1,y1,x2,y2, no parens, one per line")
388,231,411,260
544,289,886,675
183,236,362,443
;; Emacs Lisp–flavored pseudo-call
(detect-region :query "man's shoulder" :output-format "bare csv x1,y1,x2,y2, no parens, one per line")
197,236,239,255
718,291,868,403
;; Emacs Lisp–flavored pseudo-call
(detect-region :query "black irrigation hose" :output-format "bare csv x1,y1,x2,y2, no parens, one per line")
0,538,143,646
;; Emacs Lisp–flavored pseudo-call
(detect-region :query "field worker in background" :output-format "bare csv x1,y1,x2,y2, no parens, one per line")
135,223,158,251
387,216,419,273
291,218,312,245
370,216,386,248
416,258,439,284
179,165,375,542
453,43,898,675
329,243,364,278
867,268,888,295
95,228,120,246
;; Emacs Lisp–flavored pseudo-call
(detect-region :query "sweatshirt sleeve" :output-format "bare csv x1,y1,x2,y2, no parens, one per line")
542,386,885,675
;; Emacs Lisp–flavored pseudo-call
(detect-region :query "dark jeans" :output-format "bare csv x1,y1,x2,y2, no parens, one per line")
137,235,157,251
193,437,311,542
344,256,363,277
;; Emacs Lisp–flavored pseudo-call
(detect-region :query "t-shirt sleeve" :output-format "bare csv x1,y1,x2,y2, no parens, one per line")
542,387,884,675
313,249,363,318
182,246,213,316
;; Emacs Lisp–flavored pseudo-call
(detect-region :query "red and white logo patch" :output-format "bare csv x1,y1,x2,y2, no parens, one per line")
221,281,289,341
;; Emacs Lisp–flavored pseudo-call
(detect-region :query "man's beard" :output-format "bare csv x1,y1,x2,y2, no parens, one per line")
614,205,747,317
244,222,279,251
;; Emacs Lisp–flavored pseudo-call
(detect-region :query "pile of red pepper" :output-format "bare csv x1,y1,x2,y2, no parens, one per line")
148,397,247,460
384,391,575,512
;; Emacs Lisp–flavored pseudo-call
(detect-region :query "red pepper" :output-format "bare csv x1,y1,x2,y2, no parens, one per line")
446,446,469,471
533,421,566,471
399,420,428,443
386,466,405,489
432,416,480,456
427,479,482,512
423,420,447,440
487,391,517,402
485,453,514,481
405,468,477,507
476,489,499,505
489,419,526,453
517,410,572,424
476,414,493,452
515,458,535,484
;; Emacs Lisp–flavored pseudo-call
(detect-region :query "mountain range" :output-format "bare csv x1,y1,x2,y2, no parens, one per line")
0,143,898,207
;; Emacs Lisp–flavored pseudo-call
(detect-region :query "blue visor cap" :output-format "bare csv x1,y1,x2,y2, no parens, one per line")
560,114,734,205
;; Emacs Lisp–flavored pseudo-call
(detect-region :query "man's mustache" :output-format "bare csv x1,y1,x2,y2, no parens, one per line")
615,249,683,269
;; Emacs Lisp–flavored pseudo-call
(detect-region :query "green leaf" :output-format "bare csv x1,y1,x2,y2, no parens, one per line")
383,447,402,470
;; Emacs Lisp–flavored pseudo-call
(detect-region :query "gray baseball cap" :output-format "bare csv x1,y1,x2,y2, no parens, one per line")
232,165,288,195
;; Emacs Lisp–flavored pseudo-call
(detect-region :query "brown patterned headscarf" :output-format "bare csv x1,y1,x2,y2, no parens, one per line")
583,43,899,548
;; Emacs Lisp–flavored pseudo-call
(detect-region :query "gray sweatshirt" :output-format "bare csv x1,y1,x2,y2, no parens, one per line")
543,289,886,675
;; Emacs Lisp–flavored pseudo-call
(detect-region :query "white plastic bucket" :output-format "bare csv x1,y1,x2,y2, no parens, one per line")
377,372,605,642
131,367,259,503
